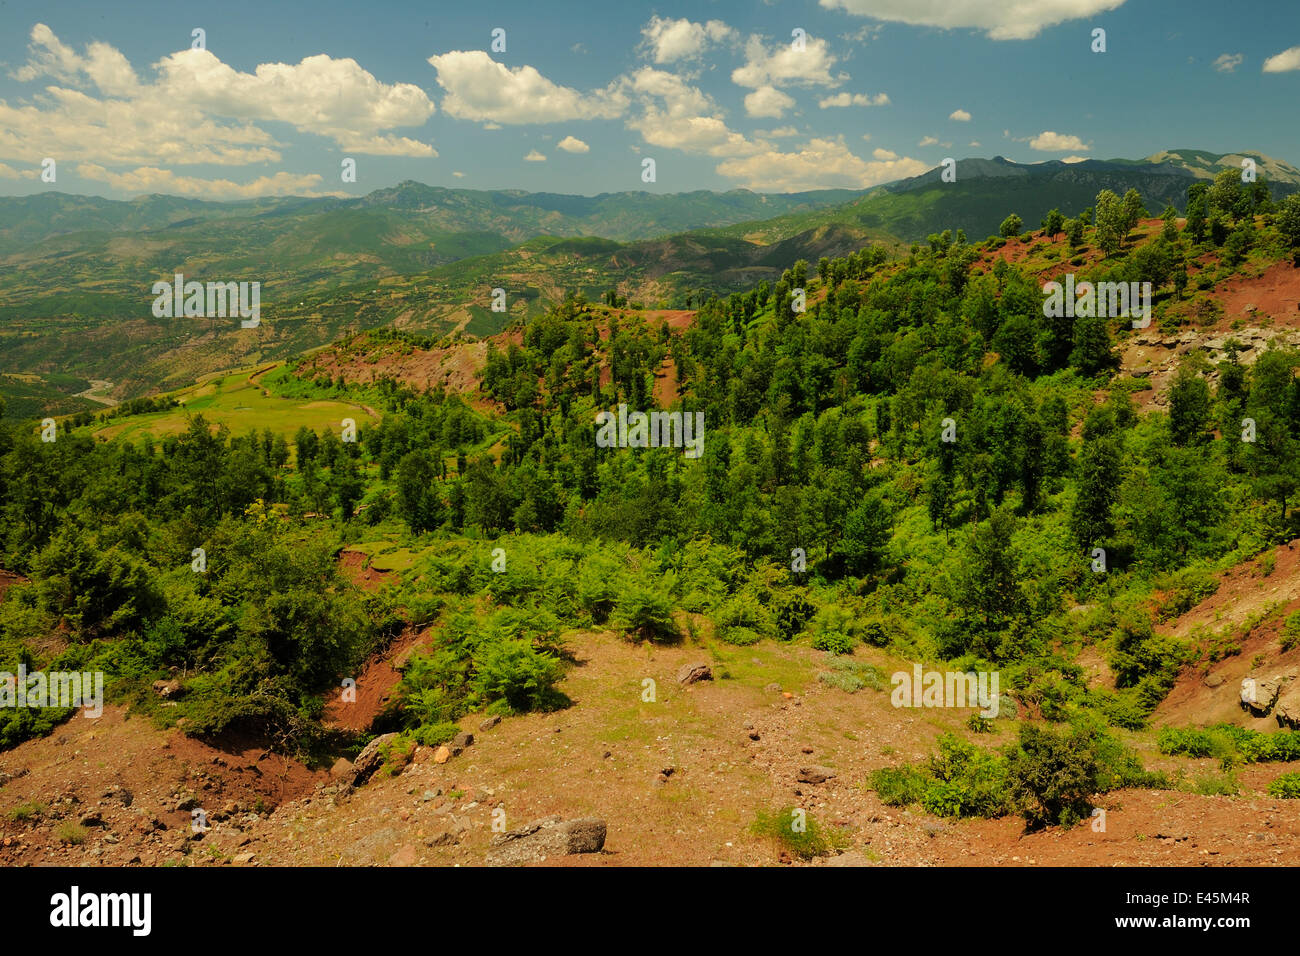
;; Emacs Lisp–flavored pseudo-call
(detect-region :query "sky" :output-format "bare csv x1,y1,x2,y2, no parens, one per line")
1,0,1299,200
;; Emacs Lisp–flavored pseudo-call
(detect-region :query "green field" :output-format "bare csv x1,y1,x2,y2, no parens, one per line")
91,364,380,443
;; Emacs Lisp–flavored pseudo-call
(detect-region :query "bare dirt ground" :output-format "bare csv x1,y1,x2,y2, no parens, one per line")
5,615,1300,866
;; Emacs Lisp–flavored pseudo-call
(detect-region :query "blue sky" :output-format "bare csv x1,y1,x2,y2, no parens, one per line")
1,0,1299,199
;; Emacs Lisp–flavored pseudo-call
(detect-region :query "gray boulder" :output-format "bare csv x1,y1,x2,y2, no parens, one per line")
486,816,607,866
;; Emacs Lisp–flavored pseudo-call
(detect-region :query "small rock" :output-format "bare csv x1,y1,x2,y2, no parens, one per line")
388,844,418,866
453,732,474,749
678,663,713,685
329,758,355,780
232,852,256,864
151,679,182,698
479,715,501,731
351,733,399,785
433,745,451,764
797,766,835,785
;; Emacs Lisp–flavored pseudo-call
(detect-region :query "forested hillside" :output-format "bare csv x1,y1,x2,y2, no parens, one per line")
4,170,1300,858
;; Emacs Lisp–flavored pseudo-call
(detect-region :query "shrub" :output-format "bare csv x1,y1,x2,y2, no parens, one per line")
411,721,461,747
714,591,772,646
1006,723,1101,829
612,584,679,642
772,591,815,642
750,807,846,860
817,658,886,693
379,734,416,776
871,765,930,806
924,735,1013,818
807,604,857,654
1267,772,1300,798
56,822,89,845
1282,612,1300,653
719,626,761,646
471,639,565,713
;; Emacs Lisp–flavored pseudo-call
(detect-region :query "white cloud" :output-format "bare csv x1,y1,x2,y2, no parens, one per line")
625,67,761,158
0,162,38,180
429,50,626,124
732,34,842,89
818,91,889,108
11,23,140,96
1061,155,1089,163
452,170,466,178
1263,46,1300,72
949,108,971,121
557,135,590,153
744,85,795,118
716,136,927,191
1,23,436,178
524,149,547,162
1028,130,1089,151
969,140,981,147
872,147,897,160
154,49,436,153
1212,53,1243,73
817,0,1128,41
640,17,735,63
918,135,938,146
76,163,341,199
756,126,800,137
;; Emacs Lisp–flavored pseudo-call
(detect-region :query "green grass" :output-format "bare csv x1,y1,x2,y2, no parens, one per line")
750,806,848,859
90,364,379,444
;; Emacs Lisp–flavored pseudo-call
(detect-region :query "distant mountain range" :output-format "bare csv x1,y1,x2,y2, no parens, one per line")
1,149,1295,415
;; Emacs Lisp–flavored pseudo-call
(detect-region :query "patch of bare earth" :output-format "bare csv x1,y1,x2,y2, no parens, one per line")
0,707,325,867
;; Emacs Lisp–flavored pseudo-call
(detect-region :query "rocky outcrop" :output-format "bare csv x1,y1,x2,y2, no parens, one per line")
486,816,607,866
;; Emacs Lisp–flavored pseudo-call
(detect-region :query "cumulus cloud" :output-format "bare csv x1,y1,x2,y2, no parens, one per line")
76,163,341,199
744,85,796,118
872,147,897,160
918,136,938,146
1212,53,1243,73
640,16,735,63
949,108,971,121
452,170,466,178
0,162,38,180
624,67,760,158
1060,155,1089,163
1029,130,1089,151
715,136,927,191
732,34,842,89
557,135,590,153
524,149,547,162
1263,46,1300,72
818,91,890,108
817,0,1128,41
429,50,626,123
0,22,436,193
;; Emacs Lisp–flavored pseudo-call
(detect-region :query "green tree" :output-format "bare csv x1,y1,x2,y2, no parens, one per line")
1042,208,1065,239
1094,189,1125,256
999,213,1023,238
1070,436,1122,548
1168,365,1211,446
395,451,444,533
